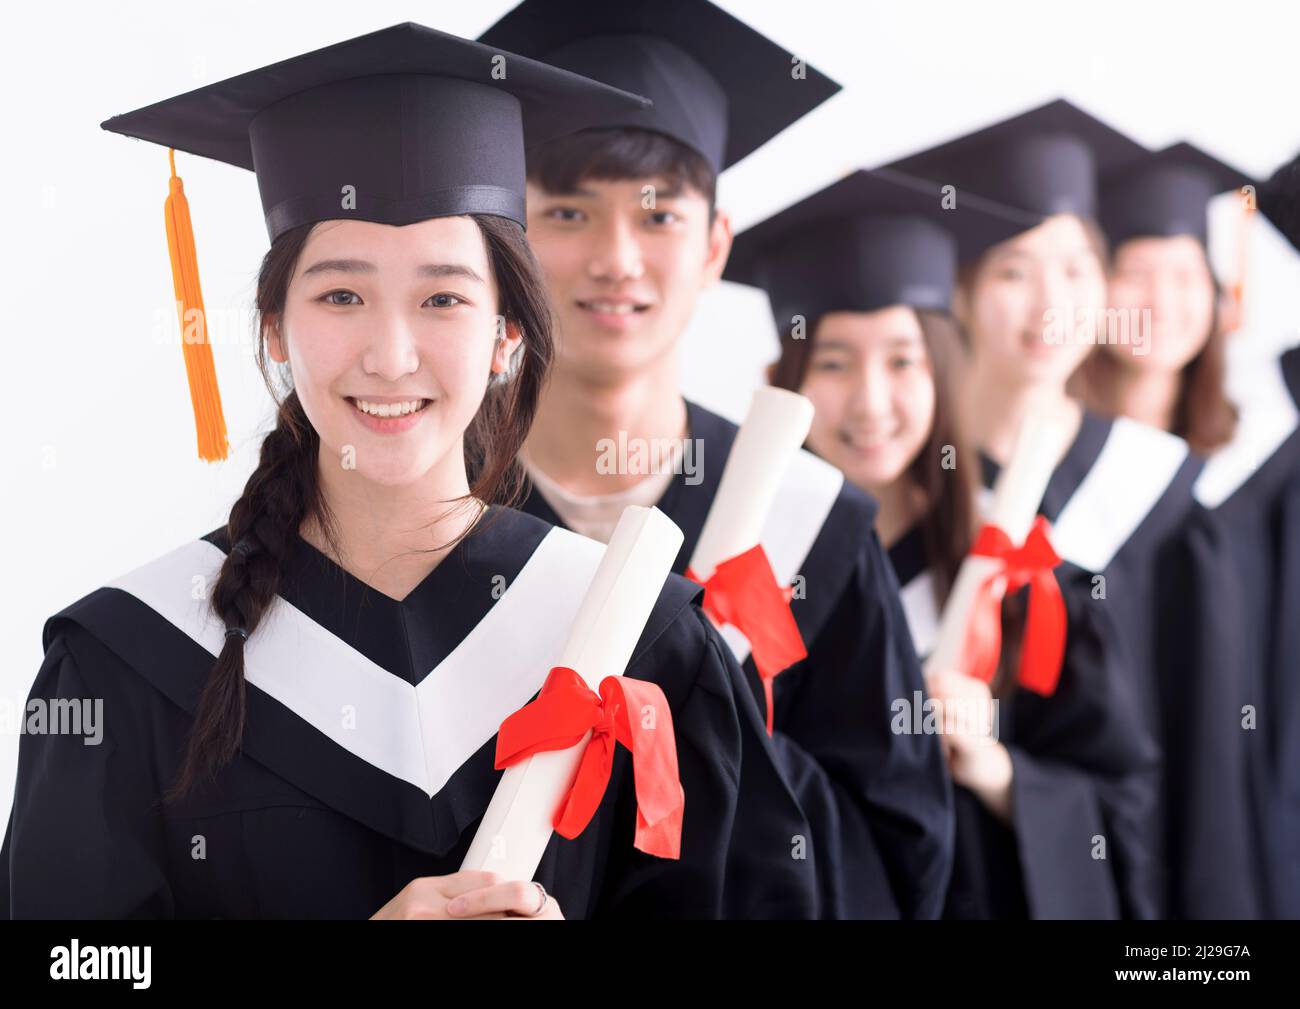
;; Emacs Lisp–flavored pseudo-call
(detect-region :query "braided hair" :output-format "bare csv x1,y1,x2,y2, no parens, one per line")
167,214,555,800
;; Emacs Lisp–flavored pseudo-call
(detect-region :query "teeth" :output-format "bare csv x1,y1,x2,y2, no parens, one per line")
354,399,425,418
584,301,638,314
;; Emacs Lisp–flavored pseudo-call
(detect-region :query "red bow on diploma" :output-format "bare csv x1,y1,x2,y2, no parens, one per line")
963,516,1066,696
494,666,684,860
686,544,807,735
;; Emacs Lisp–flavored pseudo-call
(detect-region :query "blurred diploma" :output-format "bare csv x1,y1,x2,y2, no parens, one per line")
461,505,684,882
689,386,815,580
925,413,1065,678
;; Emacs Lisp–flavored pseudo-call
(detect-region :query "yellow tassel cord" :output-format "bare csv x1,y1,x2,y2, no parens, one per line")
164,149,229,461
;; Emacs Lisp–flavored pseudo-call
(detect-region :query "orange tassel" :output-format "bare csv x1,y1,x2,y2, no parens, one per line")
164,149,229,461
1230,184,1257,323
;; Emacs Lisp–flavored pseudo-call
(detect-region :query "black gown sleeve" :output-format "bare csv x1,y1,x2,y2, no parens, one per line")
3,625,174,919
770,528,953,919
592,609,819,919
1268,472,1300,917
1155,505,1263,918
766,731,900,918
946,573,1163,919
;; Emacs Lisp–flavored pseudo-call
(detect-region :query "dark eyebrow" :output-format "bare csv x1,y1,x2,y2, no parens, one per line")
299,259,484,284
417,263,485,284
644,179,684,200
301,258,376,277
532,177,689,201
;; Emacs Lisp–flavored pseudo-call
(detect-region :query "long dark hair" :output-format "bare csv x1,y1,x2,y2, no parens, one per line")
166,213,554,801
769,307,978,605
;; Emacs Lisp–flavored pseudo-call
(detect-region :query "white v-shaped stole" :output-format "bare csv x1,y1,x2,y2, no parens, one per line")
1048,417,1189,574
714,448,844,666
1194,353,1300,509
898,569,940,662
108,528,605,798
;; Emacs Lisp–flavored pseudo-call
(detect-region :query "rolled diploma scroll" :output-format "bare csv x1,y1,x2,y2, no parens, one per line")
923,417,1064,677
688,386,815,582
461,505,685,881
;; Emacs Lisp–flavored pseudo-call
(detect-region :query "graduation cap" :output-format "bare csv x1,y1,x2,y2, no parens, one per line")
1259,151,1300,255
724,167,1040,329
477,0,841,173
885,99,1149,221
101,22,650,462
1100,142,1255,247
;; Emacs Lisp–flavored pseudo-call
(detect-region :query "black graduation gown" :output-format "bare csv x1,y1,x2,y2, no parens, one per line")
520,399,954,919
1196,346,1300,918
1,507,819,919
980,409,1261,919
888,526,1162,918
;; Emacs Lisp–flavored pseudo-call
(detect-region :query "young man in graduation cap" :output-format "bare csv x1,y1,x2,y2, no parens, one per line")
479,0,954,919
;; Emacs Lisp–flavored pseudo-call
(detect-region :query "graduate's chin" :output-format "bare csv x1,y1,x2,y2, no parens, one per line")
560,320,675,381
843,454,907,492
349,451,446,489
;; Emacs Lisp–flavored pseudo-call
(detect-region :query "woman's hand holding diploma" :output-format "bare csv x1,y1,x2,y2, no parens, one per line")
370,870,564,920
922,409,1066,827
925,669,1013,825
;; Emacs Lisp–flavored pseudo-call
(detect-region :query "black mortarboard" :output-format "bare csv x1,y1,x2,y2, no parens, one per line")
477,0,841,173
1259,151,1300,255
724,167,1039,327
1100,141,1254,247
102,21,651,238
100,22,648,463
885,99,1149,221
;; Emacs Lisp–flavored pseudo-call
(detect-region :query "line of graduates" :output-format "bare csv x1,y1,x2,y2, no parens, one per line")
3,0,1297,918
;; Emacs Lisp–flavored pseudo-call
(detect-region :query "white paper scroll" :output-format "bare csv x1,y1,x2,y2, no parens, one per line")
923,415,1065,677
688,386,816,580
460,505,685,882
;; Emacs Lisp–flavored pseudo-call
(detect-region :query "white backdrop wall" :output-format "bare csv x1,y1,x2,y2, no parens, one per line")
3,0,1298,819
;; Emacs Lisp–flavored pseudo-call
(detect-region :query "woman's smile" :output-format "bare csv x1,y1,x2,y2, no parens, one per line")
345,395,433,434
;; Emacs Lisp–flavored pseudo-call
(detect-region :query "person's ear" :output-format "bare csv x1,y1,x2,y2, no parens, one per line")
265,316,287,363
701,206,734,286
492,317,525,375
764,361,777,385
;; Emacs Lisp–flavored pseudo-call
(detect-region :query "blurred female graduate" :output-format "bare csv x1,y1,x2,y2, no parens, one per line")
889,102,1262,918
729,167,1163,918
0,23,818,920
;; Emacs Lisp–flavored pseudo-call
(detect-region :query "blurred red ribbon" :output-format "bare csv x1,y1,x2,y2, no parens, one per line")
494,665,684,860
687,543,807,735
963,516,1066,696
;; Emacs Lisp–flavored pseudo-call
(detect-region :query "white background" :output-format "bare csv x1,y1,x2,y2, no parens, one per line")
3,0,1299,820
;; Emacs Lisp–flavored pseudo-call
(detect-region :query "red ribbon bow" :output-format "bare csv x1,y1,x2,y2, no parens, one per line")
494,666,684,860
962,516,1066,696
686,543,807,735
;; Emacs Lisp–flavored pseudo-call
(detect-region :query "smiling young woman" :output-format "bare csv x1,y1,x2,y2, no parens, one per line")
890,100,1263,919
1074,142,1249,456
737,164,1165,920
0,23,818,922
